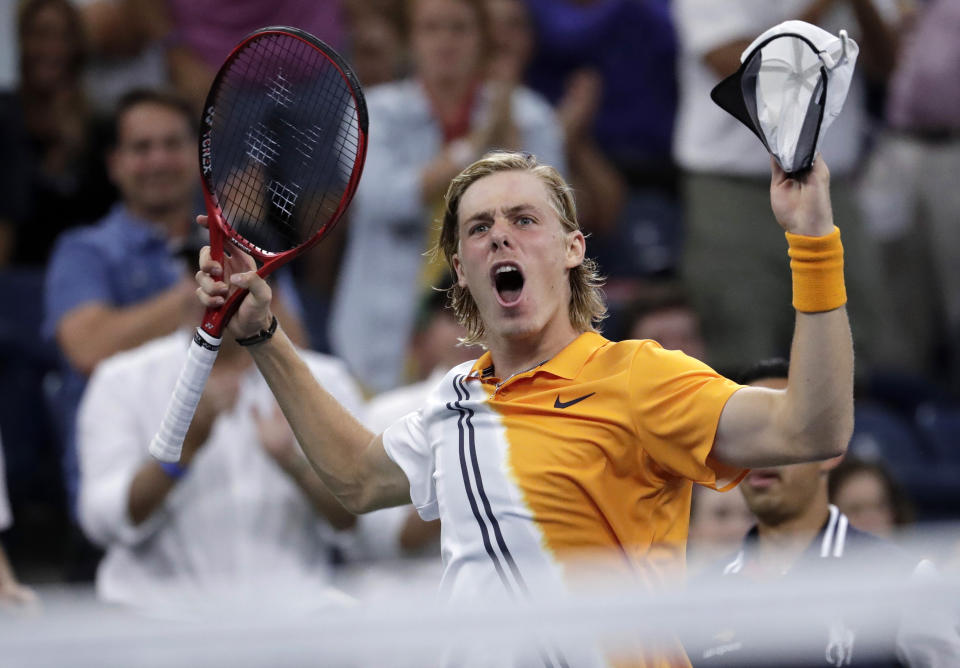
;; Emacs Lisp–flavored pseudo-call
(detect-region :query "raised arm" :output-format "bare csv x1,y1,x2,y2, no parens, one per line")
195,242,410,514
711,157,854,468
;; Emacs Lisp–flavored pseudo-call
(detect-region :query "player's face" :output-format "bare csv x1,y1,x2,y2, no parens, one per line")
452,170,585,345
410,0,483,87
110,103,196,216
738,376,835,524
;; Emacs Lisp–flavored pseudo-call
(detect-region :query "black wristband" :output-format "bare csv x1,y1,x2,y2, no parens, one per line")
236,315,278,347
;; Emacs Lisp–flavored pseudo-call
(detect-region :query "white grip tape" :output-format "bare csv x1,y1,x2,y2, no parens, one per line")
148,328,222,462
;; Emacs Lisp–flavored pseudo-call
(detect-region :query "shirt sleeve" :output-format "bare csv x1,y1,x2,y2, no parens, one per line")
629,342,746,490
77,358,168,547
381,409,438,521
43,234,114,340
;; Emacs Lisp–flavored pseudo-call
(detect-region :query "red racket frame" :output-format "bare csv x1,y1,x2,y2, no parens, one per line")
197,26,368,337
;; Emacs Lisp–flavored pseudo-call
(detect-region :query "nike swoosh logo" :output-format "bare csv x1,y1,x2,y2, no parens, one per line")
554,392,595,409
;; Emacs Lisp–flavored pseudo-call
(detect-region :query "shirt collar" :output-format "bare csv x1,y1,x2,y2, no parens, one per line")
468,331,608,382
729,505,848,574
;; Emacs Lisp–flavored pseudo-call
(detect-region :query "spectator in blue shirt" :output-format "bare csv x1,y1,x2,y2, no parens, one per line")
43,89,306,533
44,90,200,521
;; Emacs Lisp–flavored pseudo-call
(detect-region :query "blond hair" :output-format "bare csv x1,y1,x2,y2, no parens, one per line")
434,151,606,345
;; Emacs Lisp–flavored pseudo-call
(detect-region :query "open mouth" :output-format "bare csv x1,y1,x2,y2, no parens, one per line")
492,262,525,306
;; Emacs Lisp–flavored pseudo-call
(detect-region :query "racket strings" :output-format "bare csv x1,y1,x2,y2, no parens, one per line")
207,32,363,254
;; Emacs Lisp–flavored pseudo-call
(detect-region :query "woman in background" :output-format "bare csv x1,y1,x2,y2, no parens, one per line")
0,0,114,267
329,0,564,393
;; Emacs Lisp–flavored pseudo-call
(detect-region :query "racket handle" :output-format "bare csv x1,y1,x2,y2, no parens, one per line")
149,329,222,462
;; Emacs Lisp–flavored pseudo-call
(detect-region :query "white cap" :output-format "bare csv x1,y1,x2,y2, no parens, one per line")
710,20,859,174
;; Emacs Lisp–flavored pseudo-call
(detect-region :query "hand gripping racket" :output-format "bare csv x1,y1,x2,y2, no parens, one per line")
149,26,367,462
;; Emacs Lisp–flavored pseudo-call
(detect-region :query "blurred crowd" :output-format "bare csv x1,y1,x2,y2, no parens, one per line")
0,0,958,619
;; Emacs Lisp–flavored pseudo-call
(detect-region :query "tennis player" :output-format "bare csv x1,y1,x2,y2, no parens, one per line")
196,150,853,666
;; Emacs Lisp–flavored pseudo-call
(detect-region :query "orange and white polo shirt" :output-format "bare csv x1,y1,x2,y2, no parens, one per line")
382,332,746,666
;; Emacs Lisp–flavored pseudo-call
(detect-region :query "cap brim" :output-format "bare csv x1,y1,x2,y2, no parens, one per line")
710,57,767,149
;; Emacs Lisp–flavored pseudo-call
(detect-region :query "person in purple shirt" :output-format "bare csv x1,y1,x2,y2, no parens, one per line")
163,0,346,112
521,0,682,280
522,0,677,178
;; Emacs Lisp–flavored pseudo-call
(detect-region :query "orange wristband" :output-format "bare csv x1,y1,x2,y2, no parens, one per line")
786,226,846,313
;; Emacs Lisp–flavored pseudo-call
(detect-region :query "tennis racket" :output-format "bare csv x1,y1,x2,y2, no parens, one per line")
149,26,367,463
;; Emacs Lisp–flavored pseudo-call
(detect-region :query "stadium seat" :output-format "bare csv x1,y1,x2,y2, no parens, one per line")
914,405,960,464
849,401,957,520
0,269,61,506
850,401,929,465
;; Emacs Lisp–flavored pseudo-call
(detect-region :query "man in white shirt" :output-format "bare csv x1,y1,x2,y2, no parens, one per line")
77,332,364,611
